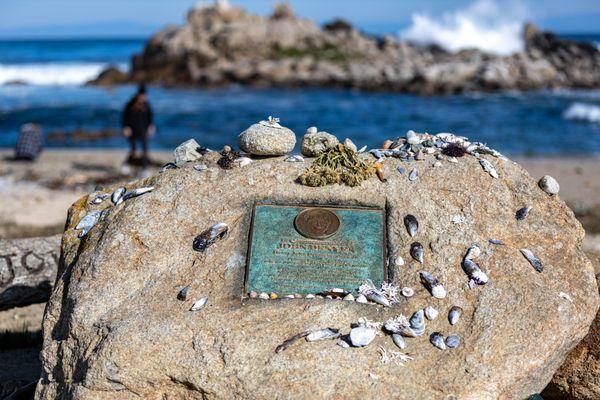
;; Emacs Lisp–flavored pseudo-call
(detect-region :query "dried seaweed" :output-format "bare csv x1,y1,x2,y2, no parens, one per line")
217,147,241,170
298,144,375,187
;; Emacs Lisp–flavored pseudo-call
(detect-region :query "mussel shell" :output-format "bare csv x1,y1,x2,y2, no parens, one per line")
410,242,424,263
392,333,406,350
445,334,461,349
448,306,463,325
520,248,543,272
430,332,446,350
516,205,532,220
404,214,419,237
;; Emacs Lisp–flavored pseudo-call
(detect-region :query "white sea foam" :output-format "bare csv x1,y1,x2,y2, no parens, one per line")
400,0,528,55
0,62,115,86
563,103,600,123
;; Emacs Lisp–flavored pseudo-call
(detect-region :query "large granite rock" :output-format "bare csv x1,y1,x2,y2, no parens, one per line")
37,151,598,399
92,2,600,94
542,256,600,400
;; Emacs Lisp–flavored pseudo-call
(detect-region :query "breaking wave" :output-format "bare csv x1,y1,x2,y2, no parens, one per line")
563,103,600,123
400,0,528,55
0,62,117,86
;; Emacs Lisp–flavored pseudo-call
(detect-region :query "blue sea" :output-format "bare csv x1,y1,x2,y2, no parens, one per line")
0,37,599,155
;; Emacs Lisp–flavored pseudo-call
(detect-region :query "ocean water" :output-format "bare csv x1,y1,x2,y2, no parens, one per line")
0,37,599,156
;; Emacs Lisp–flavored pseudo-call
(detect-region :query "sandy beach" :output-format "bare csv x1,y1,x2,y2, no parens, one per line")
1,148,599,396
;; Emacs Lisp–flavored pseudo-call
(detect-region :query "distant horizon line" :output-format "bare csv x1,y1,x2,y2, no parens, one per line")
1,30,600,41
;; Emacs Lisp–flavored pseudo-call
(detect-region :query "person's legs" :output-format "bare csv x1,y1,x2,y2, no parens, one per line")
140,133,149,168
128,135,137,164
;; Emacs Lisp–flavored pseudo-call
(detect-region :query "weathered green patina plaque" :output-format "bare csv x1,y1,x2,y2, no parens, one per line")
245,204,386,295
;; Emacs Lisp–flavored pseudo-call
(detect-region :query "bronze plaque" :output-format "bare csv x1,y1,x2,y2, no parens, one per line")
245,204,386,295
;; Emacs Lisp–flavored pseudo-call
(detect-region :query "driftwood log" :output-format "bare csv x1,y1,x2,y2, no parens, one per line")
0,235,61,311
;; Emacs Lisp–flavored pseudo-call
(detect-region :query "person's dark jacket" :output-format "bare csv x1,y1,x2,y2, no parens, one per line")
122,98,153,137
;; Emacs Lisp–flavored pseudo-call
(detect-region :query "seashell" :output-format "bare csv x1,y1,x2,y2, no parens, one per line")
194,164,208,171
479,158,498,178
384,313,422,337
394,256,405,267
260,116,282,128
516,205,532,220
275,331,310,353
89,193,109,205
410,242,424,263
396,166,406,175
430,332,446,350
235,156,253,167
160,162,178,173
306,328,341,342
338,339,351,348
190,297,208,311
392,333,406,350
409,309,426,334
284,155,304,163
322,288,349,298
404,214,419,237
306,126,318,134
433,161,442,167
382,140,393,150
122,186,154,201
520,248,543,272
249,291,258,298
349,326,377,347
401,287,414,297
357,145,367,153
462,258,489,285
270,293,278,300
406,130,421,145
193,222,229,252
343,293,355,301
448,306,463,325
305,294,315,299
259,292,269,300
445,334,461,349
424,306,439,320
366,291,391,307
343,138,357,152
76,210,102,238
356,294,368,303
448,156,458,164
177,285,190,301
370,149,384,159
374,162,386,182
419,271,446,299
464,244,481,260
111,187,126,205
408,167,418,181
489,238,505,245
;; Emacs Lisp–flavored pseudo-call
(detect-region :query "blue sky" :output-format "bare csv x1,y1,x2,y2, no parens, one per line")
0,0,599,38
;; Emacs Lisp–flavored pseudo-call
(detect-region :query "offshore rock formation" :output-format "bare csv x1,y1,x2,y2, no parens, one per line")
36,149,598,399
92,2,600,94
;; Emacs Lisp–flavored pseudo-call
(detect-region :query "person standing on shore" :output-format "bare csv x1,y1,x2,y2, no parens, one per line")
122,84,155,168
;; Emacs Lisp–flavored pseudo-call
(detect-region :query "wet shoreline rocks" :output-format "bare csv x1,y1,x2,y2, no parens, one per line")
90,2,600,95
36,127,598,399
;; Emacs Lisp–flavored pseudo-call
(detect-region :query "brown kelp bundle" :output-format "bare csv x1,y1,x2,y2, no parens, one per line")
217,146,241,169
298,144,375,187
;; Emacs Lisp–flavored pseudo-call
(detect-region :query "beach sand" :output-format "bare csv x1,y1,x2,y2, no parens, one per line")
0,149,599,396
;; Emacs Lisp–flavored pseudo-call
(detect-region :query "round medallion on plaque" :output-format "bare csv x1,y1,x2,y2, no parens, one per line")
294,208,340,239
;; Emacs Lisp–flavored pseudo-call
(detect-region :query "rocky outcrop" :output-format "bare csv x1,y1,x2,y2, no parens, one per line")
36,144,598,399
93,2,600,94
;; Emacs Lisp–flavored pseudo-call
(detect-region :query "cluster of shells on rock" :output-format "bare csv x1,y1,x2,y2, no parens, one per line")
76,185,155,238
